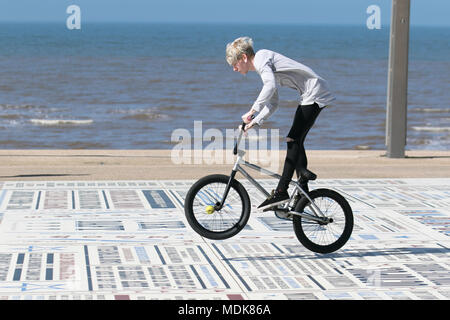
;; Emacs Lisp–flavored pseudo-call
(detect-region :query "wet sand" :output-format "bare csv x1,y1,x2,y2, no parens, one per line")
0,149,448,181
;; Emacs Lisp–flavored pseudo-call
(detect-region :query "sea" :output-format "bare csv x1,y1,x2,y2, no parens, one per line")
0,22,449,150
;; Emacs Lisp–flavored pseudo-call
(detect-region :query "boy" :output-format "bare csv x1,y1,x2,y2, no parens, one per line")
226,36,335,210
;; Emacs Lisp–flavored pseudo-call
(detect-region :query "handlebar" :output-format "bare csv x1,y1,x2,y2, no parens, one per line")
233,114,255,155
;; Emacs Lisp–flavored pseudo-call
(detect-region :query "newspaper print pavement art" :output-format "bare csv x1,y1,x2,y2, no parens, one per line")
0,178,448,300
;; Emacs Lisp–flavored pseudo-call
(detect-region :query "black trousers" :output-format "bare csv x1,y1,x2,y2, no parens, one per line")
276,102,322,192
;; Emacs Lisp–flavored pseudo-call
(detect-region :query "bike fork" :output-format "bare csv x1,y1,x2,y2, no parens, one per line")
215,170,237,210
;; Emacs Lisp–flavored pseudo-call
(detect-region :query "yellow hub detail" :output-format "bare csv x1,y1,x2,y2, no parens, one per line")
205,205,215,214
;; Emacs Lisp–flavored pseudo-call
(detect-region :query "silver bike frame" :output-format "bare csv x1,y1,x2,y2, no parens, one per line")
231,126,326,222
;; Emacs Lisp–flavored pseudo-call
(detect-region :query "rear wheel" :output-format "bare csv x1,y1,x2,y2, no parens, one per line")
293,188,353,254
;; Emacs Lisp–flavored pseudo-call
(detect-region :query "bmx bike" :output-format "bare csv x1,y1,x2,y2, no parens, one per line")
184,122,353,254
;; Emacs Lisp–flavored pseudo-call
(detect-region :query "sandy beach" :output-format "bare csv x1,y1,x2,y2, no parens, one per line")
0,149,448,181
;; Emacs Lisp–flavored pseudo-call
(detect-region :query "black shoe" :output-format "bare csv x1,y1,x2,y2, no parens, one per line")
257,189,290,210
300,168,317,181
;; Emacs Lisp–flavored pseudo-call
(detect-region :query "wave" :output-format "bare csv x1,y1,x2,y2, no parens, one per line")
411,108,450,113
0,104,66,115
109,107,170,121
158,105,188,111
411,126,450,132
121,113,168,121
0,104,49,110
30,119,93,126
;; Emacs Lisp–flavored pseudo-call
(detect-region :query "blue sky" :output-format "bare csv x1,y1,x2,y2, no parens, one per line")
0,0,449,26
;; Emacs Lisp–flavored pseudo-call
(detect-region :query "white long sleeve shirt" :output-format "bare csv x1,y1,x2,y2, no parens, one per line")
251,49,335,125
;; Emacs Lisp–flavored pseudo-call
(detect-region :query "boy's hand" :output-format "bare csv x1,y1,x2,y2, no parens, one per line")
242,109,256,124
244,121,256,131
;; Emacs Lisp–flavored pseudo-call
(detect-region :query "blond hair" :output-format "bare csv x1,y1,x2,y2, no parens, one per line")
225,36,255,66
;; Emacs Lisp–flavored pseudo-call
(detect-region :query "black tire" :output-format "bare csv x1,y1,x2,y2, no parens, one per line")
184,174,251,240
293,188,353,254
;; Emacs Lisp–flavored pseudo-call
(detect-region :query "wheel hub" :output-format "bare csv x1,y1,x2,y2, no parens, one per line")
318,217,333,225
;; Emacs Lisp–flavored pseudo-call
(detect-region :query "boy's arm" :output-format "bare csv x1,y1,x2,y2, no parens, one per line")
242,62,278,129
251,64,277,113
252,101,278,126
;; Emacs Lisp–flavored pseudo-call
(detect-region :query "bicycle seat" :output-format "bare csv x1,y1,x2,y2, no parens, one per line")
299,168,317,181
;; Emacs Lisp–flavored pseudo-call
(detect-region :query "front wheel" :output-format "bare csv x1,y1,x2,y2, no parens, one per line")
293,188,353,254
184,174,251,240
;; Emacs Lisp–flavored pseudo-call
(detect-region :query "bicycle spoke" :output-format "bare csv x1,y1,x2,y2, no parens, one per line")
192,182,243,233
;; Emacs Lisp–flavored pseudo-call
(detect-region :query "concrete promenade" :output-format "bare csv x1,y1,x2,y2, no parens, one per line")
0,149,448,180
0,149,448,300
